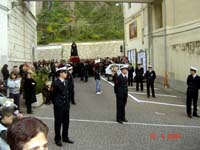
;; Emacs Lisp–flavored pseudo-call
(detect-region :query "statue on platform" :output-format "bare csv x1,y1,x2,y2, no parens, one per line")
71,42,78,56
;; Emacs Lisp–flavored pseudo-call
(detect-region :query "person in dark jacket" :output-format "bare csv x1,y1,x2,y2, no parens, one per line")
51,65,74,147
1,64,9,91
42,84,52,105
145,65,156,98
186,67,200,118
114,65,129,124
84,62,89,82
79,62,84,81
94,64,102,94
23,71,37,114
135,64,144,91
50,61,57,82
67,65,76,105
128,63,134,86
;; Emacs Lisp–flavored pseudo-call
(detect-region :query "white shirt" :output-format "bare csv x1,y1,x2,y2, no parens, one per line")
193,74,197,78
59,78,65,86
122,73,128,78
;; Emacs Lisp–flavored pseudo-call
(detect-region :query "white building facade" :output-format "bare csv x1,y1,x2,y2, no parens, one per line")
124,0,200,92
0,0,37,69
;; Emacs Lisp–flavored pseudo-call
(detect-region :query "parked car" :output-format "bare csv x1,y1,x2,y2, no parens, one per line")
105,64,124,81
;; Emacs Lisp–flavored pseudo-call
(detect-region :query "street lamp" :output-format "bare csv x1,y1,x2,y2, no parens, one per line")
116,2,125,57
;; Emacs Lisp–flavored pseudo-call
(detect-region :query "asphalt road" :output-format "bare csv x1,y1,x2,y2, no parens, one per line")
27,77,200,150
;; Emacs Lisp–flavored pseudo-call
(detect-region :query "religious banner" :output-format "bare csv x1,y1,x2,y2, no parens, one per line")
127,49,136,67
137,49,147,72
129,21,137,39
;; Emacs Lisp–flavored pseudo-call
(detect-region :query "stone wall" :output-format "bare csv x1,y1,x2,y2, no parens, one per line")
8,0,37,67
0,0,9,66
36,41,123,61
0,0,37,69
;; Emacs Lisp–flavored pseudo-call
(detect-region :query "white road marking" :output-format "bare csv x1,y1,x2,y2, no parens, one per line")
128,93,141,103
101,76,196,108
34,116,200,129
155,112,166,115
128,91,177,98
128,87,159,90
139,100,186,108
101,77,114,86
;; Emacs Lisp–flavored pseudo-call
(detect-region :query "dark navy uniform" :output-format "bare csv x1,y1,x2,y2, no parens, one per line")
114,74,128,123
84,63,89,82
67,72,75,104
186,74,200,117
135,66,144,91
145,70,156,97
128,66,134,86
52,78,70,143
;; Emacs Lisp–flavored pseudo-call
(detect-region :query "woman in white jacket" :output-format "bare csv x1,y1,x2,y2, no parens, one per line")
7,72,21,110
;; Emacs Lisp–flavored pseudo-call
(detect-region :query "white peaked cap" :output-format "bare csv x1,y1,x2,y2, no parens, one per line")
56,66,67,72
66,64,73,71
148,65,153,68
67,66,73,71
120,64,129,70
190,66,198,72
95,59,101,64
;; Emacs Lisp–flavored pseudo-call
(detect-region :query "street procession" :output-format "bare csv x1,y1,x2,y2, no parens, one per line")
0,0,200,150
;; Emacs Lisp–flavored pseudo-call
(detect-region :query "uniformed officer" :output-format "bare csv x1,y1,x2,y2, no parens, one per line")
135,63,144,91
114,65,129,124
51,65,74,147
67,65,76,105
186,67,200,118
128,63,134,86
145,65,156,98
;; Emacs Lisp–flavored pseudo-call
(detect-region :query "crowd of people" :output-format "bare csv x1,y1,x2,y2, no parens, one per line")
0,56,199,149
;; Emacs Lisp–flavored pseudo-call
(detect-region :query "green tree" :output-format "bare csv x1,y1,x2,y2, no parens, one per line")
37,2,123,44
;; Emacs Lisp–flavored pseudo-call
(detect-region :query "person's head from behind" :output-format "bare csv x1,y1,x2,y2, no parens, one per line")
25,70,34,79
2,64,8,70
0,106,16,126
7,117,48,150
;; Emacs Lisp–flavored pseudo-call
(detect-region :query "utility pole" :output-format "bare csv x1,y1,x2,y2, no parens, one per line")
122,2,126,57
163,0,169,88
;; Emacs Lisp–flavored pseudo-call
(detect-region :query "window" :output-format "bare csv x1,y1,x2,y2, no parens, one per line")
128,3,131,9
152,0,163,29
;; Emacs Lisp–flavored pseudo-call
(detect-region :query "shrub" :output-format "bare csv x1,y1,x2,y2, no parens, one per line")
33,71,49,94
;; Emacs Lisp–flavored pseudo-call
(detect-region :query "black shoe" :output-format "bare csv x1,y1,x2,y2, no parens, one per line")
55,141,63,147
188,115,192,118
147,95,150,98
117,120,123,124
63,138,74,144
193,114,200,117
123,119,128,122
27,112,34,114
71,102,76,105
152,95,156,98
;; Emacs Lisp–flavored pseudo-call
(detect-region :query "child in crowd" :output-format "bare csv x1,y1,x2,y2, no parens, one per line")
0,101,23,150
